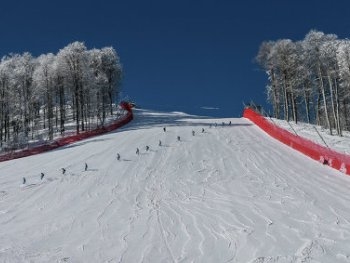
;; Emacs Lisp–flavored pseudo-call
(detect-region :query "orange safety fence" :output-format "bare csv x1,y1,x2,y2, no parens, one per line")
243,107,350,175
0,102,133,162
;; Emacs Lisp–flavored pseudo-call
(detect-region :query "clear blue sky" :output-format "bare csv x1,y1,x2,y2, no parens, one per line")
1,0,350,117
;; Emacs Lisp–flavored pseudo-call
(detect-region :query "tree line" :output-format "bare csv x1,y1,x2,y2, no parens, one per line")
256,30,350,136
0,41,122,150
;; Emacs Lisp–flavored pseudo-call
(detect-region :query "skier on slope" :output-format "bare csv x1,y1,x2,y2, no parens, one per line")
159,140,162,146
40,172,45,180
85,163,88,171
22,177,26,184
192,130,195,136
117,153,121,160
62,168,66,174
136,148,140,155
146,146,150,151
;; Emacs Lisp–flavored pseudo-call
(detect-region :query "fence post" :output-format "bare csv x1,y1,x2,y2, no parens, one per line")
313,126,329,148
286,121,298,136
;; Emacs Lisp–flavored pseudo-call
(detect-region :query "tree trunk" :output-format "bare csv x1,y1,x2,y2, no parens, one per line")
46,78,54,141
318,65,332,135
59,82,65,134
270,69,280,118
343,99,350,131
75,88,80,134
79,84,84,131
303,87,310,124
283,72,289,121
333,78,342,136
327,75,338,135
291,92,297,124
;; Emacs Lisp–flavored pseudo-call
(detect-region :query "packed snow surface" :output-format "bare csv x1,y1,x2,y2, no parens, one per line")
1,109,350,262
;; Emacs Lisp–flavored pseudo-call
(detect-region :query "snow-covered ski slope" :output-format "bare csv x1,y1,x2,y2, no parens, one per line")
1,109,350,263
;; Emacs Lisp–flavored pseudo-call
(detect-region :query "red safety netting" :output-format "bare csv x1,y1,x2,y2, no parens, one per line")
0,102,133,162
243,107,350,175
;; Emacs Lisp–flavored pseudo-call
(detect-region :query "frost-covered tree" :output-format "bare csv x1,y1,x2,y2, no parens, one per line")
295,41,315,124
0,57,13,144
57,42,88,133
1,53,48,144
320,39,342,135
7,53,36,146
269,39,299,122
33,53,56,140
100,47,122,115
0,42,123,150
337,40,350,131
256,41,281,118
256,29,350,135
86,47,122,125
303,31,326,131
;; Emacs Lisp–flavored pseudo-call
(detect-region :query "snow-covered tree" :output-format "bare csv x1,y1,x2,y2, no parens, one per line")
302,30,338,134
256,41,281,118
33,53,56,140
0,57,13,144
320,39,342,135
100,47,122,115
337,40,350,131
256,29,350,135
57,42,88,133
86,47,122,125
0,41,123,151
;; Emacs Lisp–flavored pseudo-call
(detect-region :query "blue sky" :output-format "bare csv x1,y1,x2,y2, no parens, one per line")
1,0,350,117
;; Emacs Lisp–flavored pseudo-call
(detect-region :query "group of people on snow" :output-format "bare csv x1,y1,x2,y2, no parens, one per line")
22,172,45,185
22,164,86,185
21,121,234,186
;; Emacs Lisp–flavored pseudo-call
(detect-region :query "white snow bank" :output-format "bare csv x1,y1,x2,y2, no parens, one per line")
270,118,350,155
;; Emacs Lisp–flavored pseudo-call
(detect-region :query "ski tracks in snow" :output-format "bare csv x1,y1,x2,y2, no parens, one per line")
1,111,350,262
